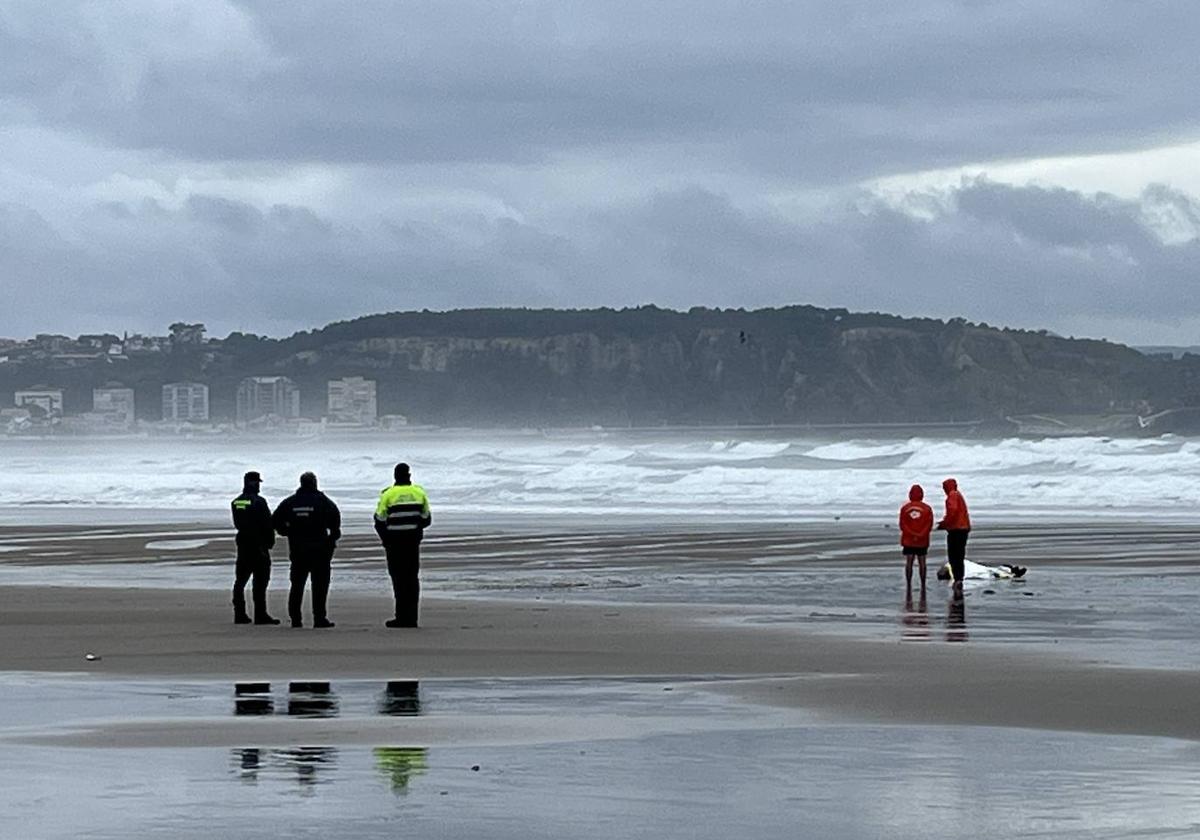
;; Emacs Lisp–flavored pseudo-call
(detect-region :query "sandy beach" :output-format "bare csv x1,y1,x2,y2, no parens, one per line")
3,517,1200,743
4,517,1200,839
6,583,1200,742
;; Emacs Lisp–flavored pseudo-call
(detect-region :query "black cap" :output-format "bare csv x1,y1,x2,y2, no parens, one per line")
244,471,262,484
394,462,411,481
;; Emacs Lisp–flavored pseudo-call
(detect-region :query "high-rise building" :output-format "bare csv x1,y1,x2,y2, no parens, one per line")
92,386,136,426
236,376,300,424
162,382,210,422
14,387,64,418
327,377,378,425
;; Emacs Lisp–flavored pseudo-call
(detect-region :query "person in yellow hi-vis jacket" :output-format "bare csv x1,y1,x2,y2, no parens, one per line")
374,462,432,628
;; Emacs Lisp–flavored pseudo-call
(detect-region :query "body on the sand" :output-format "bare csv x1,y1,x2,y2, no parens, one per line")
273,472,341,629
937,559,1027,581
374,462,432,628
936,478,971,595
230,470,279,625
899,484,933,592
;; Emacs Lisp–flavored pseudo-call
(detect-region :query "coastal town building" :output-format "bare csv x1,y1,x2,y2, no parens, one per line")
92,385,137,426
14,387,64,418
162,382,210,422
0,407,32,434
327,377,378,425
236,376,300,424
33,335,71,353
121,333,170,354
168,323,206,346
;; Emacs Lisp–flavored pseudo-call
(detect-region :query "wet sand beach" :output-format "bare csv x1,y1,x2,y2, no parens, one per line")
5,519,1200,839
5,582,1200,744
3,520,1200,742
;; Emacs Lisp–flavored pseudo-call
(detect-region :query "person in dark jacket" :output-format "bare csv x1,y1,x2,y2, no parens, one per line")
373,462,432,628
273,472,341,628
231,470,279,625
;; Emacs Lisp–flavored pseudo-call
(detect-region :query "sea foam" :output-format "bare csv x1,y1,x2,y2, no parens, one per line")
0,432,1195,521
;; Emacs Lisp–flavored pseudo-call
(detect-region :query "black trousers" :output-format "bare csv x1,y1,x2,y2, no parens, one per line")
385,541,421,625
289,552,332,623
233,546,271,617
947,529,970,582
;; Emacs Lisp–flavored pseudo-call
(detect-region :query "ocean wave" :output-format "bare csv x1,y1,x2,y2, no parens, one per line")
1,433,1198,520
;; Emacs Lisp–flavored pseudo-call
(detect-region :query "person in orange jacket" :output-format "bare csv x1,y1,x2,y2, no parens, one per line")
937,477,971,594
899,484,934,592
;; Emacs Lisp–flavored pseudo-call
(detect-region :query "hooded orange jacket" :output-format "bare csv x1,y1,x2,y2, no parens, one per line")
938,478,971,531
899,484,934,548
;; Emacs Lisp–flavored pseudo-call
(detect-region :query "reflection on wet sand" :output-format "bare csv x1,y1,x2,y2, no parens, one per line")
230,746,338,792
233,681,342,718
234,682,274,716
233,681,424,717
380,681,422,717
288,682,339,718
279,746,338,791
231,746,426,796
374,747,429,793
900,592,929,641
235,747,263,783
946,595,967,643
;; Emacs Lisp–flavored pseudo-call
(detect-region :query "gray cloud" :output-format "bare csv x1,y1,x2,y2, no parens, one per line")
3,1,1199,180
3,2,1200,343
2,180,1198,344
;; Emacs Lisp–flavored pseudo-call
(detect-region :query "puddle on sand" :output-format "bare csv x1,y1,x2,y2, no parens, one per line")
2,676,1200,838
144,539,214,551
4,725,1200,840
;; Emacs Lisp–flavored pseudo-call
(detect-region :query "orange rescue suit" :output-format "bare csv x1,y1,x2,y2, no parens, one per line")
938,478,971,531
899,484,934,548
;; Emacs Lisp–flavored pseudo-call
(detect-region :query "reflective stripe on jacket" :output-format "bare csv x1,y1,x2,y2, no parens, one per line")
375,483,431,536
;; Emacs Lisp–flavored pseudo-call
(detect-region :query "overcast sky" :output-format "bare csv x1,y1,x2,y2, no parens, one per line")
2,1,1199,345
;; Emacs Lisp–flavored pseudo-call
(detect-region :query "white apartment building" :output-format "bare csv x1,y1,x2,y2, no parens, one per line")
92,386,136,426
327,377,378,425
236,376,300,424
162,382,210,422
14,387,64,418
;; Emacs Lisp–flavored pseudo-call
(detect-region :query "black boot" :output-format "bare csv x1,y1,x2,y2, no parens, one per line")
234,612,253,625
255,614,281,625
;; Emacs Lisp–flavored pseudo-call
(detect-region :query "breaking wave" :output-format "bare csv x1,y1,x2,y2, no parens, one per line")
1,432,1197,521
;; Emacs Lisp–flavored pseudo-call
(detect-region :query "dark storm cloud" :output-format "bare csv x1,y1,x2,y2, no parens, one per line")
580,181,1200,333
2,181,1196,343
3,1,1200,343
2,1,1199,179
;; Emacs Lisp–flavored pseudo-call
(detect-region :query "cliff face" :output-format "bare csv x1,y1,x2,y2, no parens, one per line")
231,307,1176,424
0,305,1192,425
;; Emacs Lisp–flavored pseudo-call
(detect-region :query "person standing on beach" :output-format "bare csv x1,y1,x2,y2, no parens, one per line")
899,484,933,592
374,462,432,628
937,477,971,595
230,470,280,625
273,472,341,628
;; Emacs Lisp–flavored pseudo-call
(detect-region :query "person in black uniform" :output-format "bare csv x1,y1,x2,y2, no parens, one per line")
272,472,341,629
230,470,279,625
